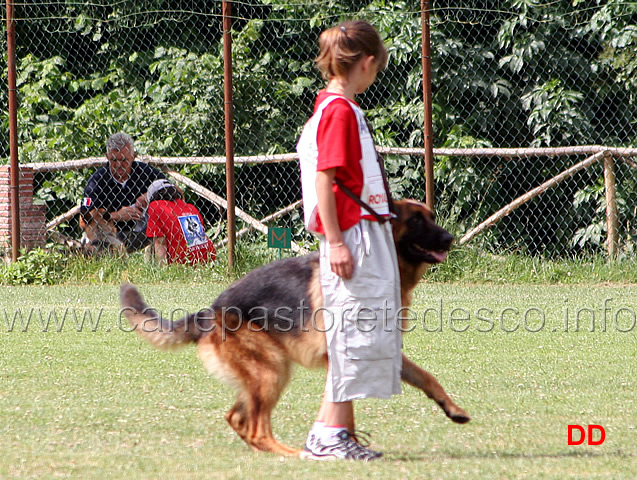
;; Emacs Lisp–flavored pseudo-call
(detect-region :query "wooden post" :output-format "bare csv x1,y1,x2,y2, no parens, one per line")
459,151,607,245
164,171,308,255
603,153,619,259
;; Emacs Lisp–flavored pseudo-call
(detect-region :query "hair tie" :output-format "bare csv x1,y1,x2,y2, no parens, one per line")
340,26,346,33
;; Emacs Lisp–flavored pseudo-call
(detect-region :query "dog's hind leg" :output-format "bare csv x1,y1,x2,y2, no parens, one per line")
223,370,300,457
401,354,470,424
198,325,301,456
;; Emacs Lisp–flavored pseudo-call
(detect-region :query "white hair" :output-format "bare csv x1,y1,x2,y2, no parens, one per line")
106,132,134,152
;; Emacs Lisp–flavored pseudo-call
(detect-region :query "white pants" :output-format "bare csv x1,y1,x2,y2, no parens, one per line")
319,220,402,402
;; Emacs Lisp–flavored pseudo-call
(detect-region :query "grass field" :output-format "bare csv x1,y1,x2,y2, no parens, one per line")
1,281,635,479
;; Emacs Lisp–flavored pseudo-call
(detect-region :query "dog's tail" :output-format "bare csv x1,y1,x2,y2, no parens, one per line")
120,283,214,350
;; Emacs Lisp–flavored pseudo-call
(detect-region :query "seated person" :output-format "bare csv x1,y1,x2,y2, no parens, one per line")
144,179,216,265
80,132,166,252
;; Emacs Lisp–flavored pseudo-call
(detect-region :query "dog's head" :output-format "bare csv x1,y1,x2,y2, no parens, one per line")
391,200,453,265
79,208,124,253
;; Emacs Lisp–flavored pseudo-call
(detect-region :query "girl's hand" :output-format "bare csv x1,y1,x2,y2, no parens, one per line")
330,243,353,279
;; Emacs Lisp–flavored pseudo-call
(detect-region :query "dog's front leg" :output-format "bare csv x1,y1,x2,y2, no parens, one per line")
400,354,470,424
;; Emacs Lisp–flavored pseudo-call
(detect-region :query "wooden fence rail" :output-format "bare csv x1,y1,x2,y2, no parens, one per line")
22,145,637,258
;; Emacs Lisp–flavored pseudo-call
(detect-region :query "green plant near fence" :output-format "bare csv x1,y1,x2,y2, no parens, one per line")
1,246,67,285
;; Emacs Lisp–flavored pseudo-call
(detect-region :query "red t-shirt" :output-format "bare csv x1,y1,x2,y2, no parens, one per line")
313,91,367,234
146,199,216,265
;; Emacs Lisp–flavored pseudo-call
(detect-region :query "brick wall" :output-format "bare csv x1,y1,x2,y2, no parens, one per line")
0,166,47,253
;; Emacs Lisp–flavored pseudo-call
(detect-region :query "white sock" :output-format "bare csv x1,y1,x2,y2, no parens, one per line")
306,421,325,444
311,421,325,433
319,425,347,444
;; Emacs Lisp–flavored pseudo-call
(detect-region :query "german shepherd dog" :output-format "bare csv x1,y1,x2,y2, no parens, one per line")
120,199,470,457
79,208,125,254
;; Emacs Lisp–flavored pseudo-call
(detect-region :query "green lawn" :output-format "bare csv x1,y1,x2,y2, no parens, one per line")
1,283,635,479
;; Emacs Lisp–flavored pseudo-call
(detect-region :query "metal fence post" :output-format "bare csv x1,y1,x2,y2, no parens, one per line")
6,0,21,261
421,0,435,210
223,1,236,271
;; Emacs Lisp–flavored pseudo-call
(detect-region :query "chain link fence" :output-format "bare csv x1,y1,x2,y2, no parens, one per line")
1,1,636,259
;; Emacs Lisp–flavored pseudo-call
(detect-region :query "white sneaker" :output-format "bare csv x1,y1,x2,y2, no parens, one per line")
301,429,383,461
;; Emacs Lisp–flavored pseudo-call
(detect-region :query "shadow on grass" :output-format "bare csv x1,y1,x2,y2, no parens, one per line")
387,449,634,462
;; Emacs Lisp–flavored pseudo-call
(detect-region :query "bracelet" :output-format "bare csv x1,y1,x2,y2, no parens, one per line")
329,242,345,249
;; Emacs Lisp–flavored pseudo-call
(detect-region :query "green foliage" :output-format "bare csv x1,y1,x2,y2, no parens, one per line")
521,79,588,147
1,246,67,285
2,1,636,257
572,178,607,250
5,1,636,157
2,240,635,287
579,0,637,102
572,169,637,256
429,243,637,284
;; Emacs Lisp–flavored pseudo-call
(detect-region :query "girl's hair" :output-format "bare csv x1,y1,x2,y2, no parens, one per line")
150,185,182,203
315,20,388,80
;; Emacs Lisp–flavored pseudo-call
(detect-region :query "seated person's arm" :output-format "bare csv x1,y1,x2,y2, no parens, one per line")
135,193,149,211
153,236,168,264
110,205,143,222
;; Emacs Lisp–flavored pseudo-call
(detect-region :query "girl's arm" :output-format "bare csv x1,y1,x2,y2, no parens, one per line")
316,168,353,279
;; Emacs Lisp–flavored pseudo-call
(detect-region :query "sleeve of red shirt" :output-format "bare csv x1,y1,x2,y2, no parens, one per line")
316,99,361,172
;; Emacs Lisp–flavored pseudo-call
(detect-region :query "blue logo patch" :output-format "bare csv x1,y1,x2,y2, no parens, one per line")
178,215,208,248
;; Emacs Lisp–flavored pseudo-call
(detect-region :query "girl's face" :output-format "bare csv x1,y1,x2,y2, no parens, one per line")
354,55,381,94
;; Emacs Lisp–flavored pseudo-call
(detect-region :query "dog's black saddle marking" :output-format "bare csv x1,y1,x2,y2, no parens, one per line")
212,252,319,335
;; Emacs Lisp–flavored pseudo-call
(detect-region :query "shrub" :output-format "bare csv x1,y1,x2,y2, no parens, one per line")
1,246,67,285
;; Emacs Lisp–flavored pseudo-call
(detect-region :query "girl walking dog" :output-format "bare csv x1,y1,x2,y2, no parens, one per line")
297,20,402,461
120,19,468,463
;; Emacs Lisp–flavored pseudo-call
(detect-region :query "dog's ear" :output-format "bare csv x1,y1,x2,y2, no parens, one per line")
80,210,94,228
392,199,432,223
80,209,112,228
391,200,406,223
92,209,112,223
